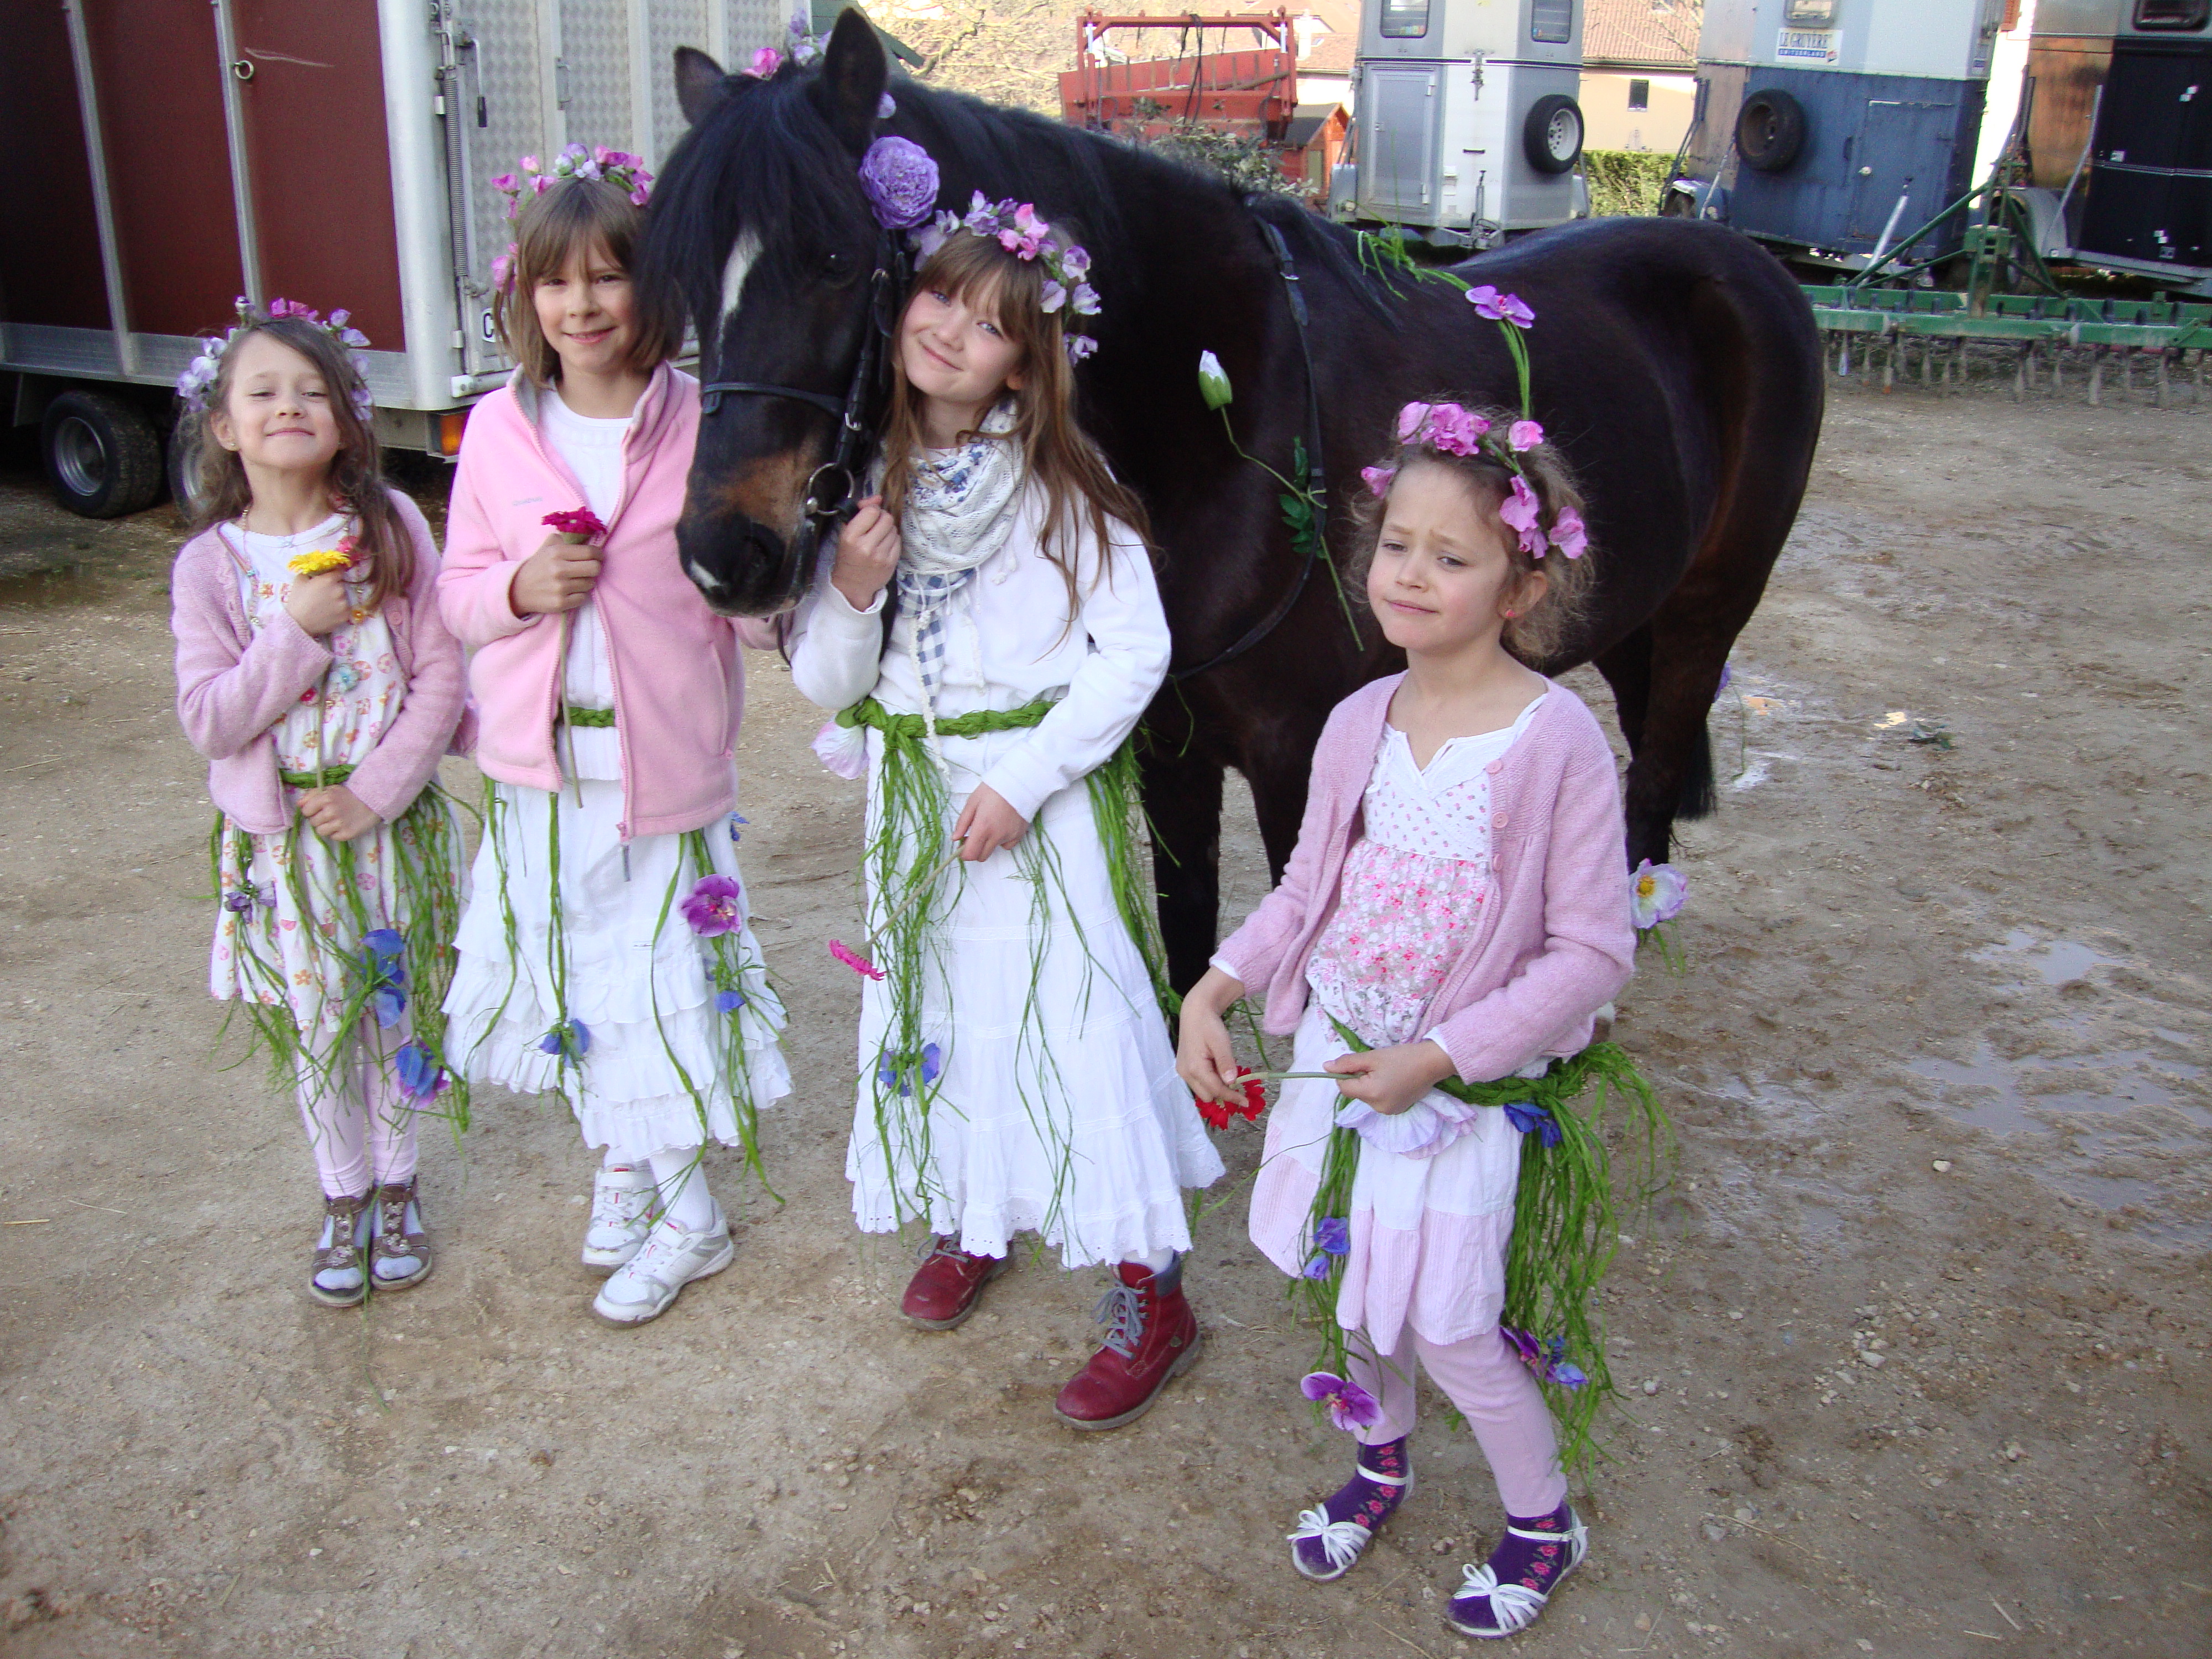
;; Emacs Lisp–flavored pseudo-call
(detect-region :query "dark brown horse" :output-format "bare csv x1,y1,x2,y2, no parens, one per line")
640,11,1823,990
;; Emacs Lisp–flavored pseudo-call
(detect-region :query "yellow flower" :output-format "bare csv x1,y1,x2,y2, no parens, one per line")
287,548,353,577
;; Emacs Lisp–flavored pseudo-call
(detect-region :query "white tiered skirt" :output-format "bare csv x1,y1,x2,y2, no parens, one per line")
846,729,1222,1269
443,780,791,1164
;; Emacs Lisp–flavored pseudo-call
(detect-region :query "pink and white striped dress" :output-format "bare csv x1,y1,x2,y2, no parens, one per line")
1248,693,1551,1353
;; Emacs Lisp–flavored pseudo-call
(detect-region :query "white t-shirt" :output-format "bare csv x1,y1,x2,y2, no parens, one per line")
540,389,632,780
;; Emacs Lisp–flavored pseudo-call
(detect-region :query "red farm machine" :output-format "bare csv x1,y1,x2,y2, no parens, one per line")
1058,11,1348,204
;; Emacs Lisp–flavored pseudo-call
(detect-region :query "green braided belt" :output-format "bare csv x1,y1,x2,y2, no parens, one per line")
279,764,356,788
836,695,1056,742
562,705,616,728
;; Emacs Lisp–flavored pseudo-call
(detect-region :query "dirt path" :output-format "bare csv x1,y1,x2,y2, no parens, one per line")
0,385,2205,1659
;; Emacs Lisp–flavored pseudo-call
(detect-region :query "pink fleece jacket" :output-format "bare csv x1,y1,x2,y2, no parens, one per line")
437,364,772,840
1213,674,1636,1082
172,488,466,836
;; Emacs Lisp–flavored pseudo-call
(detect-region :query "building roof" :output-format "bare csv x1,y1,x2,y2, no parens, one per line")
1583,0,1701,69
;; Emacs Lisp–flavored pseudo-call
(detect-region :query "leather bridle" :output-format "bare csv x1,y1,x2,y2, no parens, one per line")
697,227,912,566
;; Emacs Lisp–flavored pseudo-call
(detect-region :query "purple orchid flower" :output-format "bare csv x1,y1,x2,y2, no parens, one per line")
1507,419,1545,452
1499,474,1548,557
1300,1371,1382,1433
1504,1100,1562,1149
680,874,745,936
1360,465,1397,497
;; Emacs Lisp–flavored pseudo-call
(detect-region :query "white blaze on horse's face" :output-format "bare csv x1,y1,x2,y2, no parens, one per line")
718,230,763,332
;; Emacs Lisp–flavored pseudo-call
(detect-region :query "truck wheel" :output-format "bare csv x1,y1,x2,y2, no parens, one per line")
1736,89,1807,173
41,390,164,519
1524,95,1584,175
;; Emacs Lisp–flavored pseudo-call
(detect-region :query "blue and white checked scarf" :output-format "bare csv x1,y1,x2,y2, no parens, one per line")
892,401,1024,770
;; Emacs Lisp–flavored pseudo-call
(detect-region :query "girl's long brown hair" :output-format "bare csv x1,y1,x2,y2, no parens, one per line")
185,315,411,611
879,231,1150,614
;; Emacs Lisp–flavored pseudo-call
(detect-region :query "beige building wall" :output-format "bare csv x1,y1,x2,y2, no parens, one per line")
1579,70,1698,152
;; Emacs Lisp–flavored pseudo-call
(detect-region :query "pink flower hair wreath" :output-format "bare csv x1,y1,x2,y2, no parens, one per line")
1369,400,1588,561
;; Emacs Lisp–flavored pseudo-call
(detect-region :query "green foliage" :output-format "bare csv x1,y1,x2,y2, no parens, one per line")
1584,149,1674,218
1141,112,1300,197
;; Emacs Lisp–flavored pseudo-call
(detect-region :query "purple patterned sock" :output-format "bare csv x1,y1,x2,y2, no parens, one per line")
1291,1436,1410,1576
1480,1501,1575,1597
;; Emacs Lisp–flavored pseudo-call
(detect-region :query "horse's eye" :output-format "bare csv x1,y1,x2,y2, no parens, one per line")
822,249,854,279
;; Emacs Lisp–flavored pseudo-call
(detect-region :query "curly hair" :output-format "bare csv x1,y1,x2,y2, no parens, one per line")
1349,401,1593,664
183,313,411,613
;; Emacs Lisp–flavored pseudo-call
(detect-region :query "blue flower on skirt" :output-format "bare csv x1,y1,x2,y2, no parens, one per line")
1312,1215,1351,1256
361,929,409,1028
538,1018,592,1061
222,890,254,914
877,1042,942,1097
1504,1100,1561,1148
715,989,747,1014
728,812,748,843
394,1041,445,1102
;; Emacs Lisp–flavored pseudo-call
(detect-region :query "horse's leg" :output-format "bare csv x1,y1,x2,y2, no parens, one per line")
1142,741,1225,994
1593,624,1655,755
1620,599,1735,868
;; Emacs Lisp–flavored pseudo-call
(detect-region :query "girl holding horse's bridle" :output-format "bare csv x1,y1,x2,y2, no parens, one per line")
791,186,1221,1430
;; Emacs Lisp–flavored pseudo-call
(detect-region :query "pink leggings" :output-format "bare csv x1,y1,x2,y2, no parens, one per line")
1346,1324,1568,1518
296,1020,421,1199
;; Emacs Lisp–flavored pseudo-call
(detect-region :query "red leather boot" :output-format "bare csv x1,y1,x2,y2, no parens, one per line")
901,1238,1009,1329
1054,1254,1201,1430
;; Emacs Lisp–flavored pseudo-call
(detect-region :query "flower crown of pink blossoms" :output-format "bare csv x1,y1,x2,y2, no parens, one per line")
910,192,1102,364
488,144,655,292
176,297,373,415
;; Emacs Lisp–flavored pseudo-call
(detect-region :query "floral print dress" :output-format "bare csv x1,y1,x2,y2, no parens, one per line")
210,515,452,1043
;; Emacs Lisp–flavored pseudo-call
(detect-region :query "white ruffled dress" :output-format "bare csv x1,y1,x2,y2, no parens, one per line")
1248,694,1551,1353
441,395,790,1164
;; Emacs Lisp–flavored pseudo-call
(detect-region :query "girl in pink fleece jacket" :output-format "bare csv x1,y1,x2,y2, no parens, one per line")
1178,398,1633,1641
438,152,790,1329
171,301,468,1310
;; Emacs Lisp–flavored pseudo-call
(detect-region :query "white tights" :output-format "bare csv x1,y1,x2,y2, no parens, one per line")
602,1142,717,1233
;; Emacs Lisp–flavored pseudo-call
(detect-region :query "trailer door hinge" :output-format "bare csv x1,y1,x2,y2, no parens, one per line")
555,58,571,108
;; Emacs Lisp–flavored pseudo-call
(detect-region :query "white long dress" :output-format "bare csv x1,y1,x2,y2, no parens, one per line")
789,482,1222,1268
441,393,790,1164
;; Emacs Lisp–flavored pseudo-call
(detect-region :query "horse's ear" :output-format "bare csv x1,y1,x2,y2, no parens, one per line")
816,7,887,152
674,46,728,126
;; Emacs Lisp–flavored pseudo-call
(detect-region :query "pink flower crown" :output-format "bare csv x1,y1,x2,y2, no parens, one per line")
912,192,1102,364
488,144,655,292
1362,400,1588,561
176,297,373,415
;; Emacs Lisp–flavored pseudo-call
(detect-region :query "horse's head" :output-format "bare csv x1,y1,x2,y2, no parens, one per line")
641,12,894,615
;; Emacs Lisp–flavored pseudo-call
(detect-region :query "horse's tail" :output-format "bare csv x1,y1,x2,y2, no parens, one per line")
1679,722,1717,821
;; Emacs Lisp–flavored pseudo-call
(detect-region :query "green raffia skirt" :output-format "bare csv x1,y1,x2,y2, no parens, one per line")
439,776,791,1177
836,696,1222,1266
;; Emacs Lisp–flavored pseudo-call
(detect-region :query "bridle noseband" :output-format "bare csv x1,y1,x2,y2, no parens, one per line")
698,228,912,557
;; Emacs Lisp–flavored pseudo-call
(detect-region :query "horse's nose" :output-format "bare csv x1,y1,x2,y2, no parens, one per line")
677,509,794,617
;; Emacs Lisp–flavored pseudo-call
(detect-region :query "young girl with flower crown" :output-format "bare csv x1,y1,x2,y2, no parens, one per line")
172,301,468,1308
790,182,1221,1430
439,146,790,1328
1180,369,1659,1637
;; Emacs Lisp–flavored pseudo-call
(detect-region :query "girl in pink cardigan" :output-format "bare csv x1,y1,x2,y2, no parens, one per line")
171,302,467,1308
1178,399,1633,1640
438,152,789,1328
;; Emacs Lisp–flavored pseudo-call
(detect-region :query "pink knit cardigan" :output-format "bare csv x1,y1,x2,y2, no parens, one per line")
171,487,466,836
1213,674,1636,1081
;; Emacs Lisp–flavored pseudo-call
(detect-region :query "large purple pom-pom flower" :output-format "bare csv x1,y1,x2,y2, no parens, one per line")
858,137,940,231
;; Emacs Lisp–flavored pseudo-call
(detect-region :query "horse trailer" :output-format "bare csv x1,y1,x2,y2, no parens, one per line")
1328,0,1592,246
1,0,786,518
1677,0,2008,261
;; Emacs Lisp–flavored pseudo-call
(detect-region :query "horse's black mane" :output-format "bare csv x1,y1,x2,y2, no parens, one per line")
639,59,1392,336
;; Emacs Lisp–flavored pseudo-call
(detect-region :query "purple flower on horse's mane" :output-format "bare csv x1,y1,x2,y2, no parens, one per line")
681,874,746,936
878,91,897,118
1508,419,1545,452
1300,1371,1381,1433
1499,474,1547,557
1360,465,1396,497
1468,285,1536,328
1548,504,1588,560
858,137,939,230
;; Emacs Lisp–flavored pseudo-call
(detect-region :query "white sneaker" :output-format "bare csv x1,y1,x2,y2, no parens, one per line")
582,1165,659,1274
591,1206,734,1326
